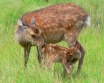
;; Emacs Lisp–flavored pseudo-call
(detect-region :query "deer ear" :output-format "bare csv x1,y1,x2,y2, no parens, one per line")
69,47,75,55
17,19,23,26
31,17,36,25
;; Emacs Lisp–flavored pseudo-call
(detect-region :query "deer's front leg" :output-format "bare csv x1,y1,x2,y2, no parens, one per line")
37,46,43,63
24,45,31,68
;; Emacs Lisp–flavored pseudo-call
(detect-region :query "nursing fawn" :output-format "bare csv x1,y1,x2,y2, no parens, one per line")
41,43,81,77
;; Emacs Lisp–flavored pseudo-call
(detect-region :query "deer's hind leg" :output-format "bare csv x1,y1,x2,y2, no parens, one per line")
75,41,85,75
64,28,85,75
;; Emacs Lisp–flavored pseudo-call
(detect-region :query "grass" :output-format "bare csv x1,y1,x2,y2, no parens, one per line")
0,0,104,83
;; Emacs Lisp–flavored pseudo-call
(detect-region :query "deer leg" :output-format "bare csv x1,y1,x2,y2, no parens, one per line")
42,59,53,70
24,45,31,68
62,62,73,77
62,59,75,77
46,56,54,70
76,41,85,75
65,34,85,74
68,40,85,75
62,64,67,77
41,57,45,66
46,62,53,70
41,56,49,68
69,63,75,76
37,46,43,63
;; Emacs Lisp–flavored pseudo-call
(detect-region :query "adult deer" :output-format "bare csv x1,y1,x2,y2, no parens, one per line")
15,3,90,74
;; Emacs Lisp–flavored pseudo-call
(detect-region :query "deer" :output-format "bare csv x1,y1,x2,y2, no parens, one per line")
41,43,81,77
15,19,44,67
15,3,90,74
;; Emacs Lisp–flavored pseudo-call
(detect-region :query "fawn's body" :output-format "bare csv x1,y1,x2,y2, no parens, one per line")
41,43,81,77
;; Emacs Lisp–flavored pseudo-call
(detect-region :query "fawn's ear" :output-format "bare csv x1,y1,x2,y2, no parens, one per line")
31,17,36,25
17,19,23,26
69,47,76,55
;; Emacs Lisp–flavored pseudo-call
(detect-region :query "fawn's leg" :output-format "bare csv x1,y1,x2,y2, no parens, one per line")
62,64,67,77
42,55,53,70
46,56,54,70
62,61,73,77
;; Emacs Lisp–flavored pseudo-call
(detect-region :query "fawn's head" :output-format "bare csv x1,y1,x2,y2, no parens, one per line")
17,18,44,47
69,45,81,55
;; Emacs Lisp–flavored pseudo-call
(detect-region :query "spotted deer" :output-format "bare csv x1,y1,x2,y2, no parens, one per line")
41,43,81,77
15,3,90,74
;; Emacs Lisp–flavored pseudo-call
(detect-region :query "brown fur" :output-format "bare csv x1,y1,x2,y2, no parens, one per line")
41,43,81,77
21,3,88,45
15,3,89,74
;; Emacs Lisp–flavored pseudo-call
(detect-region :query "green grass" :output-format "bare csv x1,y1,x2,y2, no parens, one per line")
0,0,104,83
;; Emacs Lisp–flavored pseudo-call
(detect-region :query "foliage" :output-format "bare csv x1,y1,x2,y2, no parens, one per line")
0,0,104,83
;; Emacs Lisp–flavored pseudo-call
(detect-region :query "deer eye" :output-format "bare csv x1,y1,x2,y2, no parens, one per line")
31,34,36,38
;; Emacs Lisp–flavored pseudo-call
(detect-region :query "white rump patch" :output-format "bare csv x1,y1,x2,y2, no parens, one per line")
85,16,91,27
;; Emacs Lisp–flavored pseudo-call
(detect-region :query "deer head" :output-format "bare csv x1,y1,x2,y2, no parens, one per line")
17,18,44,47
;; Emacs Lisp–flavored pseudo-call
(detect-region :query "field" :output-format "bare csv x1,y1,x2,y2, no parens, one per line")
0,0,104,83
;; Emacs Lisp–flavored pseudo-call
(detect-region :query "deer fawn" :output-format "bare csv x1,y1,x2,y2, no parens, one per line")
15,3,90,74
41,43,81,77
